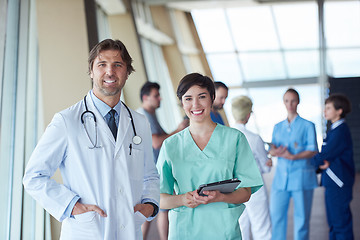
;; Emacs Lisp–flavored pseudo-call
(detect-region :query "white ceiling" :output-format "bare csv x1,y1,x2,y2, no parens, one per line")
135,0,314,11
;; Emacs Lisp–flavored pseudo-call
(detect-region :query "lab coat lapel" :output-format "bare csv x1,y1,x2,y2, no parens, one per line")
115,103,131,153
85,92,116,146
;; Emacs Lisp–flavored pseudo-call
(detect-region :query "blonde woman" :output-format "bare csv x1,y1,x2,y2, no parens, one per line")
232,96,272,240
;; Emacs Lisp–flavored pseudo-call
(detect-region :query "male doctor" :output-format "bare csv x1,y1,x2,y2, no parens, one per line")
23,39,160,240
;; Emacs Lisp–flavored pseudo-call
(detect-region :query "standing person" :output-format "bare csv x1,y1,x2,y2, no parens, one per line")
310,94,355,240
269,88,318,240
231,95,272,240
137,81,188,240
156,73,263,239
210,81,228,125
23,39,160,240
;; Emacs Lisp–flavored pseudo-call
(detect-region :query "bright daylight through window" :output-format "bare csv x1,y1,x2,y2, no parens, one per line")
191,0,360,143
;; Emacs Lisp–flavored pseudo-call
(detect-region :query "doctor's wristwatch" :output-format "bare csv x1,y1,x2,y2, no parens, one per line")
144,202,159,217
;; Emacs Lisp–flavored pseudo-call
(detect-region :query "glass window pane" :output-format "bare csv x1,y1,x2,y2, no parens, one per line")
239,52,286,81
192,9,235,53
226,6,279,51
327,49,360,77
325,1,360,48
285,50,319,78
273,3,319,49
206,53,243,87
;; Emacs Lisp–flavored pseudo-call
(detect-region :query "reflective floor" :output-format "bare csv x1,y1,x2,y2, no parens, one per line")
146,171,360,240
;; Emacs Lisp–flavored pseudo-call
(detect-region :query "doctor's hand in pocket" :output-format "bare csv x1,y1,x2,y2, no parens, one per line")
72,202,107,217
133,203,153,218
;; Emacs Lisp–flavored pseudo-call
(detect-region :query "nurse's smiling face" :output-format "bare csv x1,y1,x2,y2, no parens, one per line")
182,85,212,123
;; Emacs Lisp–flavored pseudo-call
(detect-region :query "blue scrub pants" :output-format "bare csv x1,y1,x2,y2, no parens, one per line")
270,188,314,240
325,186,353,240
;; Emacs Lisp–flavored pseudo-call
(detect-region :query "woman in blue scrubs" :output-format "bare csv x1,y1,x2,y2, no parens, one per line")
269,88,318,240
156,73,263,240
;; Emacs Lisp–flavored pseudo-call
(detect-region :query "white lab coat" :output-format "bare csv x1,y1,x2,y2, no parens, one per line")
23,92,160,240
234,123,272,240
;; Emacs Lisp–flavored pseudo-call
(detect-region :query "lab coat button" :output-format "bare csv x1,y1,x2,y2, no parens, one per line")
120,224,125,230
119,188,123,193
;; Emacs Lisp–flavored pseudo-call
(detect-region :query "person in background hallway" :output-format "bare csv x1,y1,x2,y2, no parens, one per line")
269,88,318,240
156,73,263,239
310,94,355,240
137,81,188,240
231,95,272,240
210,81,228,125
23,39,160,240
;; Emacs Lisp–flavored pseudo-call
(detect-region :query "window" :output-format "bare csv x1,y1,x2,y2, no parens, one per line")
0,0,51,238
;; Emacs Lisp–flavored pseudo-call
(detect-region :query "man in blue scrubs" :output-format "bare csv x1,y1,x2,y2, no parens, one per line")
269,88,318,240
210,81,228,125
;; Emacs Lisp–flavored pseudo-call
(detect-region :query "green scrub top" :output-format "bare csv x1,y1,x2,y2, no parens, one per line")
156,124,263,240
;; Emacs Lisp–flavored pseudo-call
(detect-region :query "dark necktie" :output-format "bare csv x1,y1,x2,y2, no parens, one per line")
108,109,117,140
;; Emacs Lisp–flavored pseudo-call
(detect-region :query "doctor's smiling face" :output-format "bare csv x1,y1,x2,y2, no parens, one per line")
90,49,128,102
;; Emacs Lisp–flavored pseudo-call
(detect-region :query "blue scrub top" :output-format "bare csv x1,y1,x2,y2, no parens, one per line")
272,115,318,191
210,111,225,125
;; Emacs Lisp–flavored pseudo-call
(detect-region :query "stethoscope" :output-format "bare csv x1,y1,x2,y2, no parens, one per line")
81,96,142,149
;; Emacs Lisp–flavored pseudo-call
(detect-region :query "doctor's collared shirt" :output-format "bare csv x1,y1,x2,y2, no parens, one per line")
90,90,121,126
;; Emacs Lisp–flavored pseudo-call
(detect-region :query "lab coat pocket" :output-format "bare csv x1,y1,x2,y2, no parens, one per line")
134,211,147,239
134,211,147,225
73,211,97,222
63,211,102,239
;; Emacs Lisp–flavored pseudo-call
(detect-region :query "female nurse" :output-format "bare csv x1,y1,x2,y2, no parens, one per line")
156,73,263,240
269,88,318,240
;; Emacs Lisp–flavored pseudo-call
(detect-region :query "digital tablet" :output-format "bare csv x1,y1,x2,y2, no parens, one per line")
197,178,241,196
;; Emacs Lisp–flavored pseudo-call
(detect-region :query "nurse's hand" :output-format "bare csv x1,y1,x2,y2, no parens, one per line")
193,190,222,205
278,148,294,160
182,191,200,208
269,145,286,156
71,202,107,217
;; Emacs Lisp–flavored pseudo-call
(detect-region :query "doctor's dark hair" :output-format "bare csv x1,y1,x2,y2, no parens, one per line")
214,81,228,91
176,73,215,104
88,39,135,75
325,93,351,118
140,82,160,102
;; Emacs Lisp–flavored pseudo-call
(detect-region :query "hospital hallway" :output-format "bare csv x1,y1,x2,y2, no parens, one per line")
146,171,360,240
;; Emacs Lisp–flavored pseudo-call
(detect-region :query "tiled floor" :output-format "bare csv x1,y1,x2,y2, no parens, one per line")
146,170,360,240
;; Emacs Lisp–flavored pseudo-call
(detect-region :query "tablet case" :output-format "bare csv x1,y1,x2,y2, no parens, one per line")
197,178,241,196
